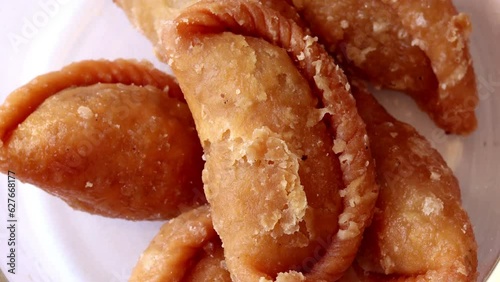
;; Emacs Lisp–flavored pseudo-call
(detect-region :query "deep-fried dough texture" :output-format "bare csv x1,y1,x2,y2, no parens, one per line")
168,32,343,282
0,59,182,142
0,60,205,220
162,1,378,280
292,0,477,134
127,81,477,280
292,0,435,93
130,205,231,282
114,0,304,46
380,0,478,134
338,83,477,281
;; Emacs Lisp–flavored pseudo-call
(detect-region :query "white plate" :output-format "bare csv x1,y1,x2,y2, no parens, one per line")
0,1,498,281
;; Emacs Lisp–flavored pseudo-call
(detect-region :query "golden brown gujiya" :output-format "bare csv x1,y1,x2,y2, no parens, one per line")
337,82,477,281
161,1,378,280
113,0,200,46
0,59,205,220
130,84,477,281
130,205,231,282
114,0,305,51
292,0,478,134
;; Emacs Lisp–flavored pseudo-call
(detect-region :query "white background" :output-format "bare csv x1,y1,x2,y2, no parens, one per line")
0,0,499,281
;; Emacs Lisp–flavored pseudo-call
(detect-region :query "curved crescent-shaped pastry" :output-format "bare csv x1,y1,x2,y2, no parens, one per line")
292,0,478,134
338,82,477,281
0,59,183,141
161,1,378,280
130,205,231,282
0,59,205,220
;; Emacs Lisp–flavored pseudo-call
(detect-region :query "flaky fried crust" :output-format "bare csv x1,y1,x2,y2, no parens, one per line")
339,82,478,281
161,1,378,280
130,205,231,282
0,60,205,220
292,0,477,134
182,239,231,282
291,0,435,93
0,59,182,141
114,0,304,46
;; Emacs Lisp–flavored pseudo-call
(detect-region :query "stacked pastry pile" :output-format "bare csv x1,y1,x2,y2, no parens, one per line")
0,0,478,281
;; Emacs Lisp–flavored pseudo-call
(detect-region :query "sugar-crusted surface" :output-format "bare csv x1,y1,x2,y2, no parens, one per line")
294,0,478,134
345,82,477,281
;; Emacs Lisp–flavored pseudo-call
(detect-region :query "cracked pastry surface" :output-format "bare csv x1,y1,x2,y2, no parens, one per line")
113,0,200,46
292,0,478,134
161,1,378,280
0,59,205,220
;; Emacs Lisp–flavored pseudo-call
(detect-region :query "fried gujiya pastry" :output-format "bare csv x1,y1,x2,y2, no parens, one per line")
130,205,231,282
0,59,205,220
162,1,378,280
131,84,478,281
338,82,477,281
291,0,478,134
